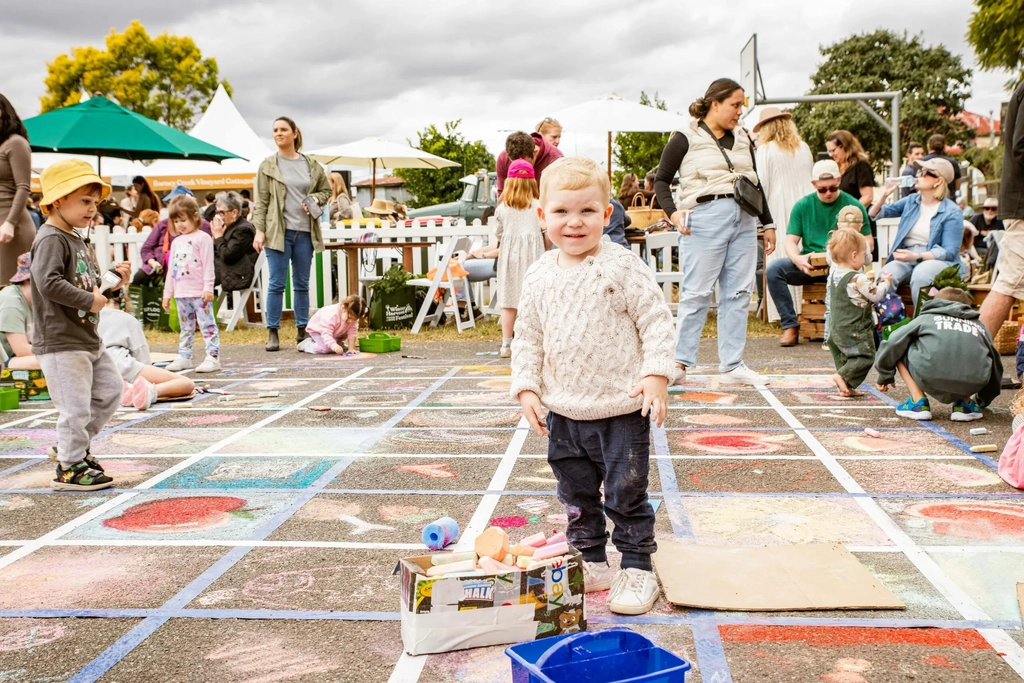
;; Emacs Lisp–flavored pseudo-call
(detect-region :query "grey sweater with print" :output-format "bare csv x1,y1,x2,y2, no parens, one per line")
30,225,102,354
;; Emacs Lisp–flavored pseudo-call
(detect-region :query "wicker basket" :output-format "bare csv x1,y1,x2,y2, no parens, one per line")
994,319,1020,355
625,193,666,229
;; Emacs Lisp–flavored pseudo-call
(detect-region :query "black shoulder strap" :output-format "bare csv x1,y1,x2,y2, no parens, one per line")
698,121,735,173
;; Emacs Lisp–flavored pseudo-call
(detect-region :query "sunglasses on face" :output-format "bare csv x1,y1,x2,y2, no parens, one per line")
816,185,840,195
917,170,939,179
984,208,996,212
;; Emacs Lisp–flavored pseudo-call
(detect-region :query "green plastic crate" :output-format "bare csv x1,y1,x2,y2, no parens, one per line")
358,332,402,353
0,387,20,411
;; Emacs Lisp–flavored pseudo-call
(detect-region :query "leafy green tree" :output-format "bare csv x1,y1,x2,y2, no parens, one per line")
613,92,671,191
968,0,1024,86
42,21,229,130
792,30,972,171
396,120,495,208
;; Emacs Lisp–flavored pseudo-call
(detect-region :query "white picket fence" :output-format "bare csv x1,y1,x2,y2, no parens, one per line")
91,219,506,325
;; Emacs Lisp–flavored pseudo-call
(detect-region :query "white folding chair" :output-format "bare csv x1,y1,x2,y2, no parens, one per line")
645,232,683,318
407,237,475,334
216,250,268,331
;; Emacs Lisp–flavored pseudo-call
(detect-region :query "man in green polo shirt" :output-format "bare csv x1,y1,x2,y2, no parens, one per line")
767,160,873,347
0,253,39,369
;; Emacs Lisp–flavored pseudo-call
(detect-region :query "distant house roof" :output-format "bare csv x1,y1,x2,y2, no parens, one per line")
957,110,1001,136
354,176,405,188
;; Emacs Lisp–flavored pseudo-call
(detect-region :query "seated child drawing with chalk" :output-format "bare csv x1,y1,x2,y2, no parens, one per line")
825,228,893,397
510,156,676,616
876,287,1002,422
98,293,195,410
297,295,368,356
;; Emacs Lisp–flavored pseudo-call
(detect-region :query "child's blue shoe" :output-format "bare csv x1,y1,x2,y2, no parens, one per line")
950,399,983,422
896,396,932,420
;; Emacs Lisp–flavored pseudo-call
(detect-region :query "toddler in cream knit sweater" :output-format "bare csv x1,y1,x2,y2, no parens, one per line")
510,157,676,616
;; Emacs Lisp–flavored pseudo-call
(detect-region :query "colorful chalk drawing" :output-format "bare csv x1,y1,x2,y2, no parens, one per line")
469,378,512,390
817,431,961,456
96,429,225,454
372,429,506,451
0,622,67,651
209,562,392,610
394,462,457,478
687,461,820,492
679,413,751,426
168,413,242,427
66,493,296,541
843,460,1008,493
673,391,738,405
206,636,342,680
0,459,173,490
0,430,54,455
0,496,34,510
345,379,433,391
515,463,559,486
402,409,520,428
681,497,893,546
790,391,880,404
674,431,797,454
458,366,512,376
899,502,1024,542
218,429,375,455
929,551,1024,621
422,391,514,407
246,379,320,391
156,457,336,489
762,375,837,389
334,392,417,407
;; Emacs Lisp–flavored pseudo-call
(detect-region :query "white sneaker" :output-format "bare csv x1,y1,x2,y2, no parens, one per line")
166,355,194,372
583,560,613,592
607,568,660,615
672,364,686,386
499,345,511,359
195,356,221,373
718,362,769,386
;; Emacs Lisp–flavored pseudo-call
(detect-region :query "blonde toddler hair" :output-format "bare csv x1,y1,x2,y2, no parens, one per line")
539,157,610,203
826,228,867,266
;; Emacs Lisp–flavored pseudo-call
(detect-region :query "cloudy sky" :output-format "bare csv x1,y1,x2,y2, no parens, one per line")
0,0,1014,165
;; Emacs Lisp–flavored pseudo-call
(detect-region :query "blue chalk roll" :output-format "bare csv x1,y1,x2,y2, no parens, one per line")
422,516,460,550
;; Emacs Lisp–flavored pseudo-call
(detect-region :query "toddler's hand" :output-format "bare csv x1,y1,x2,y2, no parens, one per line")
202,291,213,304
630,375,668,427
331,344,344,355
876,383,890,393
90,290,107,313
518,390,548,436
162,298,170,312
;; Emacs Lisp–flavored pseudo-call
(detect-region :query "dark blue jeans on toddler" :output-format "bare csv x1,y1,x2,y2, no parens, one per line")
1017,339,1024,382
546,409,656,571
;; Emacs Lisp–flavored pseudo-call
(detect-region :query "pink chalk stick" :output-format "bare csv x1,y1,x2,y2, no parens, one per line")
543,532,566,546
479,556,519,573
864,428,882,438
532,541,569,561
426,559,476,577
519,532,547,548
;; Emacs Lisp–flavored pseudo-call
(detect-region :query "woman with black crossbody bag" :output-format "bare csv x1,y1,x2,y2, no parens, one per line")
653,78,776,386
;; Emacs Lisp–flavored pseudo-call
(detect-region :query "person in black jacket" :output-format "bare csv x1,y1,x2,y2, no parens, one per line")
210,191,259,292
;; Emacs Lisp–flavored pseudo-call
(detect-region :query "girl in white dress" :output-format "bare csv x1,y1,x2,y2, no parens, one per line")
496,159,545,358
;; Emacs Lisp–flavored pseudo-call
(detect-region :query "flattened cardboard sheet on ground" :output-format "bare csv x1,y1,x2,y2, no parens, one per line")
654,541,905,611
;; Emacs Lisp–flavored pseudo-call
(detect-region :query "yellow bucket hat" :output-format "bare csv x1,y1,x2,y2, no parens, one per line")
39,159,111,209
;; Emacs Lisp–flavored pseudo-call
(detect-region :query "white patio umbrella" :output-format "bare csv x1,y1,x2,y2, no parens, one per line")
308,137,460,196
548,93,691,176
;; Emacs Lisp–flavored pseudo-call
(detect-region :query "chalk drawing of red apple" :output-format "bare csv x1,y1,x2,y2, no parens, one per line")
102,496,253,533
904,503,1024,541
681,431,794,454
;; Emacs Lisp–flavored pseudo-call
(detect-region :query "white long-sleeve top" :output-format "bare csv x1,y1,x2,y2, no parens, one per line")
509,243,677,421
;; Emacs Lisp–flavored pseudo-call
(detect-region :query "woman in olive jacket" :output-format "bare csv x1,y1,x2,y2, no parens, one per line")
251,116,331,351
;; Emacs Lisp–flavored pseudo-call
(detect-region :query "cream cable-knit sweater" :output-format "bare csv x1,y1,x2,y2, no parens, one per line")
509,243,677,421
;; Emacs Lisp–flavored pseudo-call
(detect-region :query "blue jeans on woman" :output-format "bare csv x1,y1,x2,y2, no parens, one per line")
265,229,314,329
879,245,952,309
675,198,758,372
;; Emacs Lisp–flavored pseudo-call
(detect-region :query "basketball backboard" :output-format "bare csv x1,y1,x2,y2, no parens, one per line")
740,34,759,114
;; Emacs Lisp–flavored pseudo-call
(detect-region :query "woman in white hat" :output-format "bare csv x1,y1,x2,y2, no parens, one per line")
753,107,813,323
869,157,964,305
366,198,398,223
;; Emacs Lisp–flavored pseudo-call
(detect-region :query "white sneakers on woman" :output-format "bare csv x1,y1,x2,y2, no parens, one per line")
718,362,768,385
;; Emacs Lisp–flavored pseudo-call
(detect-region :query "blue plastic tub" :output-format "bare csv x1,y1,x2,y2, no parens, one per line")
506,628,691,683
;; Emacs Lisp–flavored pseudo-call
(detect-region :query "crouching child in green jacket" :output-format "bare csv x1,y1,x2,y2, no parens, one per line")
876,287,1002,422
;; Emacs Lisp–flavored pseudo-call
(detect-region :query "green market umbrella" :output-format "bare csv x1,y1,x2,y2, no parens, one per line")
23,96,243,173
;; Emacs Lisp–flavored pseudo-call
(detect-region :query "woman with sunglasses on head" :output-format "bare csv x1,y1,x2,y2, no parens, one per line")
869,157,964,306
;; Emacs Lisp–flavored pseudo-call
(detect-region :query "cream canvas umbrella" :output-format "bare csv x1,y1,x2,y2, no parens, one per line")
308,137,459,196
548,93,691,177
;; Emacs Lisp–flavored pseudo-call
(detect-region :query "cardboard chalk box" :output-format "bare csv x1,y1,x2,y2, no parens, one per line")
398,547,587,656
0,368,48,401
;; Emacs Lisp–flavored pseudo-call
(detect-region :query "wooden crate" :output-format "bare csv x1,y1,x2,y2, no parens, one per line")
798,282,828,341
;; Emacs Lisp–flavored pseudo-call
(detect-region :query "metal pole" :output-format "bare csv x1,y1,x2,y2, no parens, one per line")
854,101,892,134
891,92,901,178
990,110,996,148
758,92,899,105
607,131,612,180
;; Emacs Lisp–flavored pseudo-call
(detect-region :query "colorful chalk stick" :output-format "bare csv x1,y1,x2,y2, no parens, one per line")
430,551,477,567
519,532,547,548
532,541,569,561
474,527,510,561
426,559,476,576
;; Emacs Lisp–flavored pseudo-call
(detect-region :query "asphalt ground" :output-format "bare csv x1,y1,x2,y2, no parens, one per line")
0,337,1022,682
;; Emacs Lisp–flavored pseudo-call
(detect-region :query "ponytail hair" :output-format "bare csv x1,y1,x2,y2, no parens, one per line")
689,78,743,120
342,294,368,321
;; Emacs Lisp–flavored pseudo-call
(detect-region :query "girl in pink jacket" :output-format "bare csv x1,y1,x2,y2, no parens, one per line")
298,295,368,356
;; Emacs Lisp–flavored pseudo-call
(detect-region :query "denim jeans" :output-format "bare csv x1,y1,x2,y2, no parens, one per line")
766,258,828,329
880,245,951,309
546,410,655,571
675,198,758,372
265,229,314,329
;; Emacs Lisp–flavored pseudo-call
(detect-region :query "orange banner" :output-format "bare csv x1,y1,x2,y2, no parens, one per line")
30,174,255,194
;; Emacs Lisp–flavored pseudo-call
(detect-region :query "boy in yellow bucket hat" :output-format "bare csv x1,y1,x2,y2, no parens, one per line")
32,159,131,491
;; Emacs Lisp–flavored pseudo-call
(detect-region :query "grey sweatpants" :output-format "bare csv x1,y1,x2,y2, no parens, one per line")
37,347,122,467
